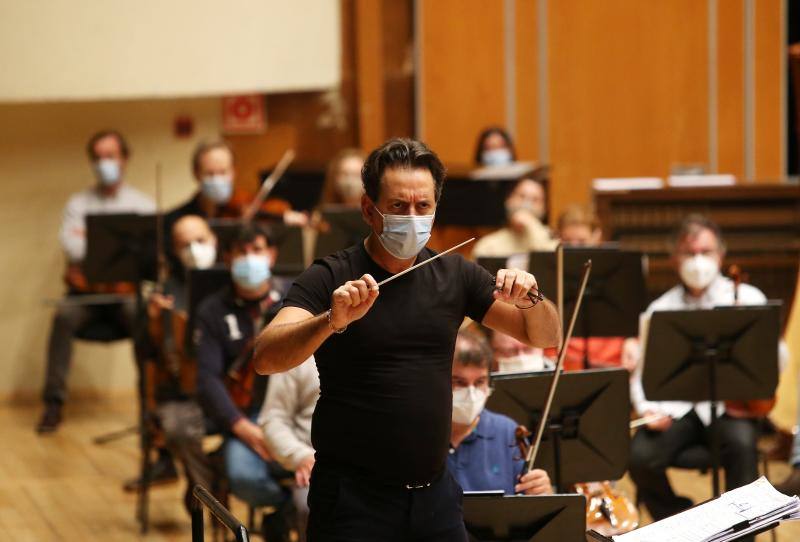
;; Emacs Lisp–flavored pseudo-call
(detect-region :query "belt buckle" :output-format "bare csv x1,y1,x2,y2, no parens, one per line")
404,482,432,490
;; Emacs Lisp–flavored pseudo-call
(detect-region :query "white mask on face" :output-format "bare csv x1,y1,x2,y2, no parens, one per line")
482,148,513,167
680,254,719,291
373,206,434,260
452,385,491,425
335,173,363,201
95,158,121,186
179,241,217,270
495,351,545,374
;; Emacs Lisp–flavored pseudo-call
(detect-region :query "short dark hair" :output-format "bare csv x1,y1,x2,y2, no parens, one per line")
672,214,726,253
362,138,446,203
453,329,493,371
86,130,129,161
473,126,517,164
230,223,275,253
192,139,235,176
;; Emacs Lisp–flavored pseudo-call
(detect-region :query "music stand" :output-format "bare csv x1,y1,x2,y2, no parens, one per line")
269,224,305,276
313,207,371,259
487,368,630,492
258,167,325,212
464,494,586,542
529,247,647,368
642,304,781,496
84,213,158,283
436,164,550,226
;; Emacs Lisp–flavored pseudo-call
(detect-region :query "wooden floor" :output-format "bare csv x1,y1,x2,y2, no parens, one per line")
2,397,799,541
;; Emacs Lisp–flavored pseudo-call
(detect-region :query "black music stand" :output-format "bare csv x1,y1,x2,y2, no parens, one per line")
642,304,781,496
84,213,158,283
258,167,325,212
487,369,630,492
436,164,550,226
313,207,370,259
464,494,586,542
269,224,305,276
529,247,647,368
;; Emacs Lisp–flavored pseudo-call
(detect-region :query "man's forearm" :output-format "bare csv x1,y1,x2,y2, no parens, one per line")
254,313,331,375
523,299,562,349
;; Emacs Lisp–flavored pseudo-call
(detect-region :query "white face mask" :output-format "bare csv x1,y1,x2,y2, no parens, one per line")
95,158,121,186
495,351,545,374
373,206,434,260
335,173,363,200
179,241,217,270
201,174,234,204
680,254,719,291
452,385,490,425
482,148,513,167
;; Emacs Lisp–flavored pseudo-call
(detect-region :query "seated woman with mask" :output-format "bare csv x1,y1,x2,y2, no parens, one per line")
472,176,557,258
448,329,553,496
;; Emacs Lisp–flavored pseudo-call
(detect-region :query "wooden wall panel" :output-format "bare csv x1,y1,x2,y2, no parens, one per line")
514,0,539,162
418,0,506,164
717,0,745,177
754,0,784,179
355,0,386,151
547,0,709,218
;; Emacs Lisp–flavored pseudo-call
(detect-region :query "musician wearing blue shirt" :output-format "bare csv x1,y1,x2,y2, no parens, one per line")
448,330,553,496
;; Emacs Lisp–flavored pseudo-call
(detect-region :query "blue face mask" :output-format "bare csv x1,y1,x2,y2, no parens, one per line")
201,175,233,204
373,206,434,260
95,158,121,186
481,148,513,167
231,254,271,290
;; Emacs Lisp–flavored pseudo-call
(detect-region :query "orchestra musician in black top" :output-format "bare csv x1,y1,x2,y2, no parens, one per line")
253,138,561,542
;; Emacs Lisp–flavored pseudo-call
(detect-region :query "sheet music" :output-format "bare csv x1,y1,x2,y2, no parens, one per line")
614,477,799,542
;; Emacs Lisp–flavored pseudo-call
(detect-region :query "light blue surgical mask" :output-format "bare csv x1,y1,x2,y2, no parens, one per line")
373,206,434,260
231,254,271,290
481,148,513,167
201,175,233,205
95,158,121,186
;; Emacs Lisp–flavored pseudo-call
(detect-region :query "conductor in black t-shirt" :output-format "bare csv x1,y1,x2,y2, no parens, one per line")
254,138,561,542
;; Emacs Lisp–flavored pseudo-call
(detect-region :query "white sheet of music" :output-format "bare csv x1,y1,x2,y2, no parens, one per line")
614,477,800,542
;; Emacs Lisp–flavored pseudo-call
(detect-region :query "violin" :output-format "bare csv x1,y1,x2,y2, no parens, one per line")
724,264,776,418
514,424,639,536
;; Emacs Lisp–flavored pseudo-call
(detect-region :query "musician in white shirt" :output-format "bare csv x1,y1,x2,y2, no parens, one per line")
38,130,154,434
628,214,776,527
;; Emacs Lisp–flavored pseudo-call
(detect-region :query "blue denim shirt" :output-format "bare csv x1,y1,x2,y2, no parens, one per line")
447,409,524,494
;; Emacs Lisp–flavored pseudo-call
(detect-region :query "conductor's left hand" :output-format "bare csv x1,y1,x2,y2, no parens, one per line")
493,268,538,306
515,468,553,495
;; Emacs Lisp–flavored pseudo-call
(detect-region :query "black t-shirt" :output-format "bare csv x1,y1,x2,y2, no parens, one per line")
283,242,495,485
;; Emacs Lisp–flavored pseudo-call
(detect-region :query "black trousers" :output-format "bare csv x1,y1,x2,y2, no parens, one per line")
629,410,758,523
307,462,467,542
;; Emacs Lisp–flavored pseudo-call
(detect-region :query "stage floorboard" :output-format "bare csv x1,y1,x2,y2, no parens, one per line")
1,397,798,541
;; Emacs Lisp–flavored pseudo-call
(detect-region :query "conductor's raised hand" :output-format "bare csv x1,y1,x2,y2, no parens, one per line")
494,268,538,306
329,273,379,330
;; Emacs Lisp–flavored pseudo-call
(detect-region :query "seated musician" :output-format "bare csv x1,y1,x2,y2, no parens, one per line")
194,223,292,538
37,130,154,433
124,215,219,500
164,139,307,246
473,126,517,167
628,214,768,524
489,328,547,374
472,176,557,258
318,148,365,209
259,356,319,542
448,329,553,496
546,205,637,372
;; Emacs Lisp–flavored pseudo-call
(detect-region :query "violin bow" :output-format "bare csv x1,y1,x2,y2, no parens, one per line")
522,259,592,474
242,149,296,223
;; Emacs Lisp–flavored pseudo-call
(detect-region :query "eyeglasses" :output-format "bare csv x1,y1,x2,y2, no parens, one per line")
492,276,545,310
